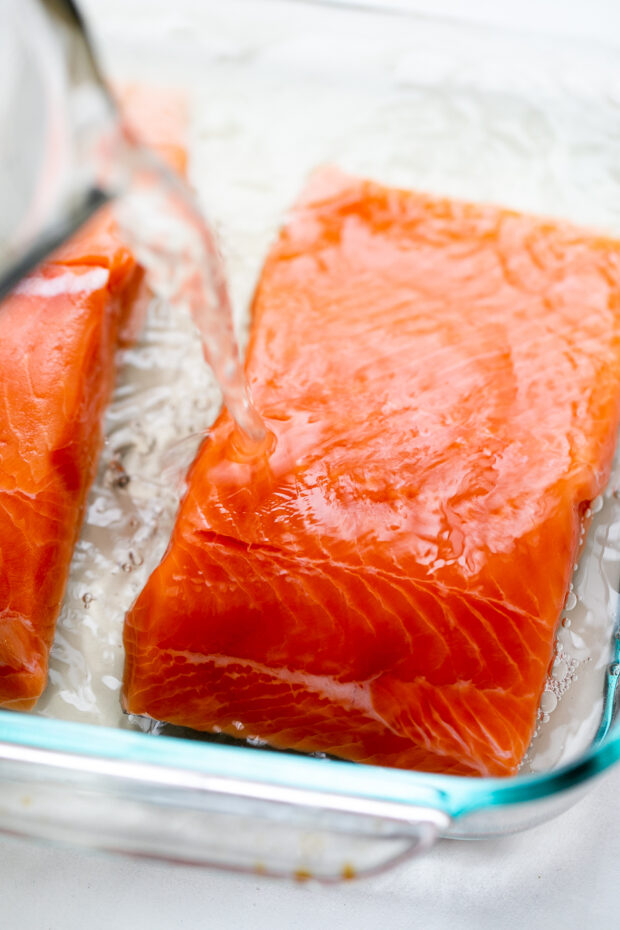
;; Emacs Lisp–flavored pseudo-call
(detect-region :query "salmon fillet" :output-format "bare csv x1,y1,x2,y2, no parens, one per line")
123,168,620,776
0,89,186,711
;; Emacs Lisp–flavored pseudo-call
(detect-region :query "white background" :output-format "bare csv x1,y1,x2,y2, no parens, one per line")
4,2,620,928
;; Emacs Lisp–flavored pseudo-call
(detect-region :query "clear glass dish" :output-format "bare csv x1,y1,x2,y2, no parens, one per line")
2,0,620,881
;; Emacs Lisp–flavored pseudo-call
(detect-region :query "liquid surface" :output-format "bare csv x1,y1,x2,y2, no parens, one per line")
112,125,269,454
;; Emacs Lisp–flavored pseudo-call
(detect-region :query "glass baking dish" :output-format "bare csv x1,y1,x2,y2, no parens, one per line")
2,0,620,881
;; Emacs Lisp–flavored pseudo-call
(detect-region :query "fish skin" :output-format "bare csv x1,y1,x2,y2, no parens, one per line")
0,89,187,710
123,168,620,776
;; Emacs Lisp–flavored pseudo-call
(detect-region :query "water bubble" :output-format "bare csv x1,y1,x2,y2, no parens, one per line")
121,550,144,573
540,690,558,714
551,659,568,681
562,616,572,628
591,495,604,514
564,591,577,611
246,735,267,747
610,662,620,677
81,593,94,609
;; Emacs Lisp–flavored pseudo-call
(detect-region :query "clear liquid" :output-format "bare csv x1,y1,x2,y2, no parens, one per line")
109,122,272,459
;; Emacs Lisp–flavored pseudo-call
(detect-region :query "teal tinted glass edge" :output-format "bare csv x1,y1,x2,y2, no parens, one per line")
1,709,619,820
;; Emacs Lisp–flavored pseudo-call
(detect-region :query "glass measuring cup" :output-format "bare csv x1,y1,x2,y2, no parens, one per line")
0,0,120,299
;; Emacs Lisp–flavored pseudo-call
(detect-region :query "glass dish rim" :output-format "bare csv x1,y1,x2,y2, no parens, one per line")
1,706,619,820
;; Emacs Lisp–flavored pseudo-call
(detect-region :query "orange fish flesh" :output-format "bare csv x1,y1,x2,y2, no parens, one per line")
123,169,620,776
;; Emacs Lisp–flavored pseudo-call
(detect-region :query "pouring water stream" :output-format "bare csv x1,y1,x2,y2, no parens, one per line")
109,123,274,462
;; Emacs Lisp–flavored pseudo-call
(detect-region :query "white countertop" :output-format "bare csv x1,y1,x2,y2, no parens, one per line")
3,1,620,927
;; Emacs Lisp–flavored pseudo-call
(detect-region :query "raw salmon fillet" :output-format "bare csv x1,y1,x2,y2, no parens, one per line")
123,169,620,776
0,89,186,711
